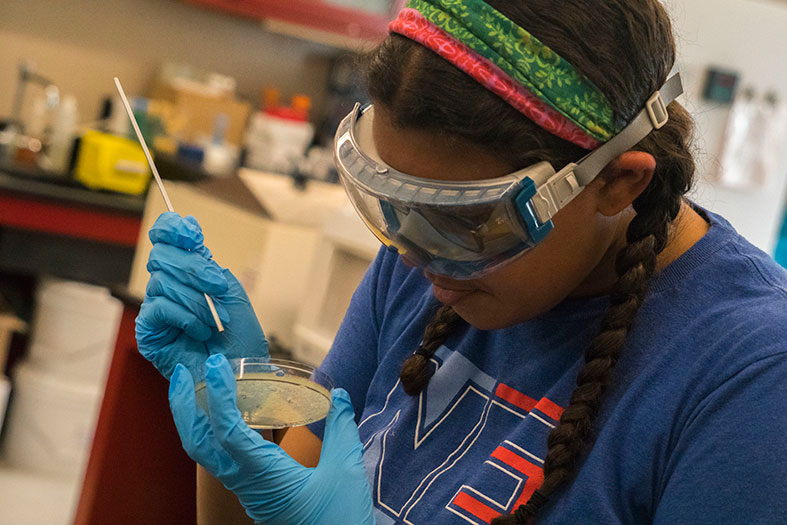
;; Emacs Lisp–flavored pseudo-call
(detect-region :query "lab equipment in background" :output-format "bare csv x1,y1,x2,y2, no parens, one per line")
2,61,71,172
295,145,338,183
703,68,739,104
8,62,60,133
203,113,240,177
3,360,104,475
24,92,50,142
150,65,251,148
74,129,151,195
314,53,368,148
26,279,122,382
1,278,122,477
44,95,79,174
106,95,132,137
158,62,237,99
716,88,787,190
243,90,315,175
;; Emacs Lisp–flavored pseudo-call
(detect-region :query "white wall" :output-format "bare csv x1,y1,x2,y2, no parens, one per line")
0,0,338,128
666,0,787,252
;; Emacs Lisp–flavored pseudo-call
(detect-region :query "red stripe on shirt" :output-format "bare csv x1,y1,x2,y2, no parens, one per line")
495,383,564,421
491,447,542,478
452,491,501,523
534,396,564,421
491,446,544,508
495,383,537,412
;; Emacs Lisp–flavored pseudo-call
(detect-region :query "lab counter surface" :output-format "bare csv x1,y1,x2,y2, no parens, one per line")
0,164,145,285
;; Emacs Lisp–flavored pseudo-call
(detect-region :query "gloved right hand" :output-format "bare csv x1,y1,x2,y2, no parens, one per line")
135,212,269,379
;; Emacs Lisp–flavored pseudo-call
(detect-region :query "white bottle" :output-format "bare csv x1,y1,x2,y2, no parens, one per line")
203,113,238,177
47,95,78,174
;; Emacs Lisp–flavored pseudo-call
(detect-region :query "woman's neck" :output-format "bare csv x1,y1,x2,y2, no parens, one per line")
571,201,710,298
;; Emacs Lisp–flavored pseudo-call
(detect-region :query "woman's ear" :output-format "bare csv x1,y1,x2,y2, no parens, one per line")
596,151,656,217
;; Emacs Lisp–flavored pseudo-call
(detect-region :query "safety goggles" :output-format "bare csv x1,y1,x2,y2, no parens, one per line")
334,74,683,280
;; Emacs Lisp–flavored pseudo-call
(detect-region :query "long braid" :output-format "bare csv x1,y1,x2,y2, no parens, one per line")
401,305,464,396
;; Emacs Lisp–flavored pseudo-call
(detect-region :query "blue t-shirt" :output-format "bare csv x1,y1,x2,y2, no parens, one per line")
313,210,787,524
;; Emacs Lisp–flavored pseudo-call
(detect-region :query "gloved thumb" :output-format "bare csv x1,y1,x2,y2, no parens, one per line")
318,389,364,467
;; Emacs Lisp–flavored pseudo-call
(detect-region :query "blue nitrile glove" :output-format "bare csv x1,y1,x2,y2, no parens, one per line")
168,354,375,525
135,212,268,378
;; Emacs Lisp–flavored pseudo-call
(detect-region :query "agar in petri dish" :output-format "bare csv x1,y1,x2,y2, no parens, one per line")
195,357,333,430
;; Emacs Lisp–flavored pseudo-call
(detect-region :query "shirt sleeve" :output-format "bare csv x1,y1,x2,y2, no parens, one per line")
653,352,787,524
308,247,390,439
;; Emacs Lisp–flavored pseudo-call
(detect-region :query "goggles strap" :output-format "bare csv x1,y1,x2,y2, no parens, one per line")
574,74,684,185
531,74,684,223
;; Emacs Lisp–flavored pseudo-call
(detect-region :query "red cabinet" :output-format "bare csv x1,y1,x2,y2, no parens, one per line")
185,0,405,41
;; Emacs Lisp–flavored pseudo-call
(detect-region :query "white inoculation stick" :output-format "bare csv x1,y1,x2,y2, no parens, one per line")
114,77,225,333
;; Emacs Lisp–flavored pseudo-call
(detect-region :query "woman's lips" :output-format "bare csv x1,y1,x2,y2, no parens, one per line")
426,272,477,306
432,283,474,305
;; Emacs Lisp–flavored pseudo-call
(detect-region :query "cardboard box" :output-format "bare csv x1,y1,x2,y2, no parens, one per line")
150,82,252,147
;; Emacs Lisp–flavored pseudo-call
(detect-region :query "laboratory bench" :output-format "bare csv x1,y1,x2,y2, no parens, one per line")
0,162,145,372
0,163,144,286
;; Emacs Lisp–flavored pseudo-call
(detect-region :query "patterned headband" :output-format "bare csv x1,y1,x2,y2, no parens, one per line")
389,0,619,149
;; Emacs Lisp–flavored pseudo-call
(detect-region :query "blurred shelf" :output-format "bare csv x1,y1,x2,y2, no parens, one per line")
0,163,145,215
183,0,404,44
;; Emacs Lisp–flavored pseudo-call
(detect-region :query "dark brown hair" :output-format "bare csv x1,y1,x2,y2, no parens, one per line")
363,0,695,522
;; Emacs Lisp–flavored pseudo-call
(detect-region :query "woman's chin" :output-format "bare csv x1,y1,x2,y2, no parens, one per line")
451,301,512,331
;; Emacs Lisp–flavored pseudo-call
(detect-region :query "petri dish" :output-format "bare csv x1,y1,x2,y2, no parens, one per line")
195,357,333,430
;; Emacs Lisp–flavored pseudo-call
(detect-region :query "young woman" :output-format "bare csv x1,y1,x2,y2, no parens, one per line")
136,0,787,523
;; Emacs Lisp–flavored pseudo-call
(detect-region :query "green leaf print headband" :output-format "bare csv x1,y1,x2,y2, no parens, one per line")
391,0,622,148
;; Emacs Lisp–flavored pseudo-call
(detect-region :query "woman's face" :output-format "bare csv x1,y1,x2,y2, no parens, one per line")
372,105,624,330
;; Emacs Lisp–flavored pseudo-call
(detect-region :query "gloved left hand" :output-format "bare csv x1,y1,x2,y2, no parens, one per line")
168,354,375,525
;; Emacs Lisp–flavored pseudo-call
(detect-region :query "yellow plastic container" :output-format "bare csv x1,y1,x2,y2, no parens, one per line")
74,130,152,195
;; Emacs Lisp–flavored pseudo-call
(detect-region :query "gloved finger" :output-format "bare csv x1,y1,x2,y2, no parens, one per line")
146,272,230,325
169,364,237,477
318,388,365,467
149,212,200,249
147,243,228,296
136,296,213,342
149,213,213,259
204,355,294,468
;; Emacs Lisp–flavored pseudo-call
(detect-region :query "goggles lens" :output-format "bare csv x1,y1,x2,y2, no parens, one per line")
335,105,545,279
